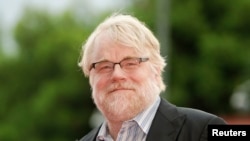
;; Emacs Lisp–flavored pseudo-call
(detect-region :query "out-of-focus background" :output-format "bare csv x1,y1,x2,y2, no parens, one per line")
0,0,250,140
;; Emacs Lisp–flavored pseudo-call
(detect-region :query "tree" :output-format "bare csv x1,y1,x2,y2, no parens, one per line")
167,0,250,114
0,8,95,141
131,0,250,114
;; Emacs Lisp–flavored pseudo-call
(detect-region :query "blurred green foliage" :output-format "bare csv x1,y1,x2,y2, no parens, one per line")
0,0,250,140
167,0,250,114
131,0,250,114
0,9,95,141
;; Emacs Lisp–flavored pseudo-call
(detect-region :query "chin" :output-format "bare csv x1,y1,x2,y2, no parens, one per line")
101,97,147,121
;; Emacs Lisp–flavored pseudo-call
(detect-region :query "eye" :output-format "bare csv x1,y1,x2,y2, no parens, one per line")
122,59,139,68
95,62,113,72
124,62,137,66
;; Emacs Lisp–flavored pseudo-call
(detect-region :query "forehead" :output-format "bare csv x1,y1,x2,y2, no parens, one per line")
92,33,141,61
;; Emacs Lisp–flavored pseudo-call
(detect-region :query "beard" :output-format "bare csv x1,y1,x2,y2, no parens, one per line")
92,78,161,121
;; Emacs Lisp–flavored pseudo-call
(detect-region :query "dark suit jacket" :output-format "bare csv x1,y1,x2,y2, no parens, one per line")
78,98,227,141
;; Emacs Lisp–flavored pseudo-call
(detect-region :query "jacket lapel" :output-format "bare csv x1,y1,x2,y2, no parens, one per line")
146,98,186,141
81,98,186,141
78,125,100,141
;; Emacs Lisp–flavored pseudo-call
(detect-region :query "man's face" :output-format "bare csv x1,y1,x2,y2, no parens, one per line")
88,33,160,121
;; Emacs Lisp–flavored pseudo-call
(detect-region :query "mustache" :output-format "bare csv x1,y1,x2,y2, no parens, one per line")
106,82,136,92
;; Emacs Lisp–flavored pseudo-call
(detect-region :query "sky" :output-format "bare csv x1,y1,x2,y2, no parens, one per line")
0,0,70,29
0,0,130,55
0,0,129,29
0,0,71,55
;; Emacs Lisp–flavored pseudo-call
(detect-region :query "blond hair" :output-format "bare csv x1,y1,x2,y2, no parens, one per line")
78,13,167,91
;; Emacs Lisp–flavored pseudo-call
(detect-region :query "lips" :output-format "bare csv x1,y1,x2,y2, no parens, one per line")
107,83,136,94
109,88,133,93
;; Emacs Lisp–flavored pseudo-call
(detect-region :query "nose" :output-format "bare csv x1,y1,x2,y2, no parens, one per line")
110,64,126,81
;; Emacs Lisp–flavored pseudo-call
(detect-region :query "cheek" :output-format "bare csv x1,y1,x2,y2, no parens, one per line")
132,68,156,84
90,74,108,92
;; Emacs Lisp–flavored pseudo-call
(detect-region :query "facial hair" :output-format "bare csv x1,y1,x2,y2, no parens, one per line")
92,78,160,121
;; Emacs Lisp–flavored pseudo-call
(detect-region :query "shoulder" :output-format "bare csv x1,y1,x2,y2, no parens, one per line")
177,107,226,125
76,126,101,141
158,98,227,125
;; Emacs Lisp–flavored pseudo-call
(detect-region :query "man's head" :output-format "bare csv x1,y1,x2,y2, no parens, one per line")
78,13,167,121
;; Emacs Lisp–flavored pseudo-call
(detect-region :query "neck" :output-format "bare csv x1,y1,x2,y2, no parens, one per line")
107,120,123,140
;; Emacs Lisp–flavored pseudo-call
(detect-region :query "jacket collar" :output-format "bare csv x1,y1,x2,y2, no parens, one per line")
146,98,186,141
79,98,186,141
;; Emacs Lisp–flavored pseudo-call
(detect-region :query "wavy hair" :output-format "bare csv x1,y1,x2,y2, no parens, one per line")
78,13,167,91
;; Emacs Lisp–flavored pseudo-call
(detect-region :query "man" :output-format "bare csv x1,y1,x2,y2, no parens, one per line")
77,13,227,141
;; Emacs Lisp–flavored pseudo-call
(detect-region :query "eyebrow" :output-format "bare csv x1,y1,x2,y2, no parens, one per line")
95,56,137,63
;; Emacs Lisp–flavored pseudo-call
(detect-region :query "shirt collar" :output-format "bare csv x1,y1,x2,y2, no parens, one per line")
97,96,160,139
133,96,160,133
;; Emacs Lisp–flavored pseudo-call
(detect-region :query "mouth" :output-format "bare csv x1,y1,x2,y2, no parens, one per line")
109,88,133,93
